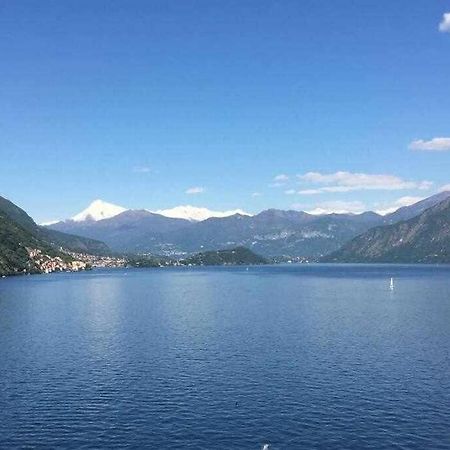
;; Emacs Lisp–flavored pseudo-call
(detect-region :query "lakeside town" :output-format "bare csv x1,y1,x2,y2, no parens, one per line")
14,247,273,278
25,248,127,275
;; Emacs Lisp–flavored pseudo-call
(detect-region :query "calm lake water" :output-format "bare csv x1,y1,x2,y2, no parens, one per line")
1,265,450,449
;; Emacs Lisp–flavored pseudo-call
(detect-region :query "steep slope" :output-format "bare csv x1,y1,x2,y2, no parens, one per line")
324,197,450,263
0,196,109,254
0,212,43,275
0,205,85,276
0,196,38,231
384,191,450,224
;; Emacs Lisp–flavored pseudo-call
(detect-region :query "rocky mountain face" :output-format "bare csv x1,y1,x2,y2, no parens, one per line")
323,197,450,263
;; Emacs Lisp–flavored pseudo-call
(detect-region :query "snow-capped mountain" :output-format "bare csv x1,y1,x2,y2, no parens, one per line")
71,199,127,222
51,200,250,225
153,205,251,222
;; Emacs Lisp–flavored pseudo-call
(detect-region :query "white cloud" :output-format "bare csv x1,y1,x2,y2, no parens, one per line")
133,166,151,173
251,192,262,197
294,200,367,215
409,137,450,151
297,171,432,192
297,189,322,195
439,13,450,32
438,183,450,192
375,196,424,216
185,186,205,195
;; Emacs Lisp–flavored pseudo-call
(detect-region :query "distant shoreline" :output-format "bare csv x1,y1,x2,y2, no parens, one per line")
3,261,450,280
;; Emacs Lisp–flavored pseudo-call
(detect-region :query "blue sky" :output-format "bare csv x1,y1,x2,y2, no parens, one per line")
1,0,449,222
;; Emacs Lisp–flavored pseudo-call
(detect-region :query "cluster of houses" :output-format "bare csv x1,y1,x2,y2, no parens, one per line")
64,251,127,268
26,248,88,274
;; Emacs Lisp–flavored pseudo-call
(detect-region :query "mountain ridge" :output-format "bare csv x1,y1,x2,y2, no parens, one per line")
45,191,450,258
323,196,450,263
47,202,385,257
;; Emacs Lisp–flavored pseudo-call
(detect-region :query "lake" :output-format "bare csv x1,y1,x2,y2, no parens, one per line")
1,265,450,449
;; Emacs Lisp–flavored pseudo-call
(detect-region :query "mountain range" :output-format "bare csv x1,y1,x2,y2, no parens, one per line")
47,203,381,256
46,191,450,258
45,199,250,224
2,191,449,273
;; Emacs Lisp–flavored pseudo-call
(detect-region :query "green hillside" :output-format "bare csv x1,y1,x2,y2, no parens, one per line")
0,212,47,275
183,247,268,266
0,196,111,276
0,196,109,255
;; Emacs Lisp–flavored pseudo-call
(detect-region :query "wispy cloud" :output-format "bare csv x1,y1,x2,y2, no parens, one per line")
269,174,289,188
439,13,450,32
292,200,367,215
409,137,450,152
297,189,322,195
297,171,432,192
251,192,262,197
133,165,151,173
439,183,450,192
185,186,205,195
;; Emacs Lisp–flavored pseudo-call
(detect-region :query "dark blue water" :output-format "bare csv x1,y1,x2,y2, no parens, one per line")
1,265,450,449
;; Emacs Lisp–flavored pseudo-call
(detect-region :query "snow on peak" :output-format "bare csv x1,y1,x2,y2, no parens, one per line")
40,219,60,226
154,205,251,222
72,199,127,222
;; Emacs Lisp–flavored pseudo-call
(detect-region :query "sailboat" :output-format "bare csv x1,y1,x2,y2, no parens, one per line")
390,277,394,290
